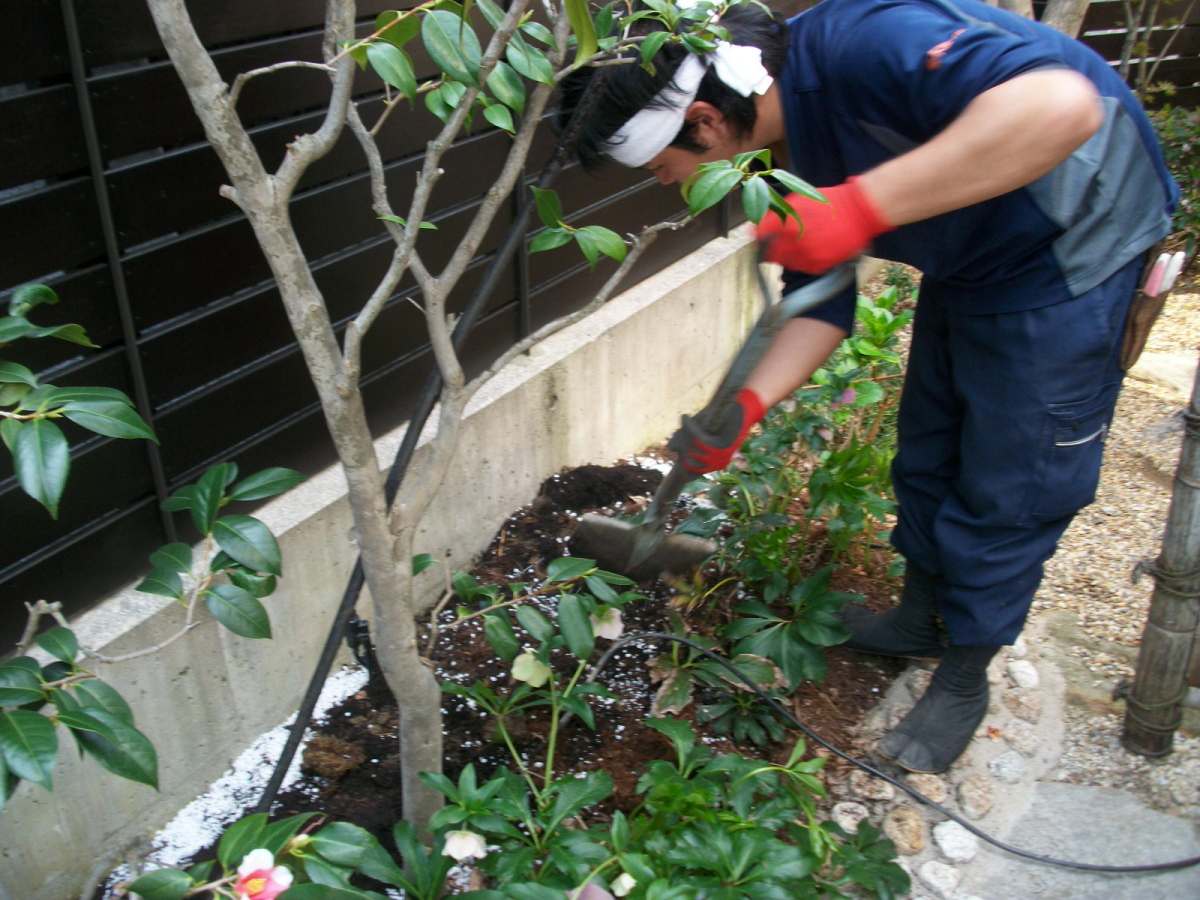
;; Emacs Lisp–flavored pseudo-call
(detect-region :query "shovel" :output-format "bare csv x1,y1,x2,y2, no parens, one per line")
573,262,856,580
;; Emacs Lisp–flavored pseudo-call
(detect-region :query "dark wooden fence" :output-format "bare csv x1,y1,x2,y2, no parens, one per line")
0,1,729,647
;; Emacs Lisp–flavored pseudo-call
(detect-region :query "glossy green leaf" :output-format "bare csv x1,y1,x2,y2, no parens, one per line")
360,838,414,890
583,574,619,604
423,9,482,87
312,821,374,868
640,30,670,68
218,812,268,869
425,83,454,123
505,33,554,86
126,868,193,900
486,61,525,115
546,770,612,832
0,416,19,450
530,186,564,228
515,606,554,643
228,467,305,502
279,886,368,900
545,556,594,583
161,484,196,512
149,542,192,574
683,166,743,216
191,464,232,534
260,811,320,855
367,42,417,100
0,664,45,707
0,361,36,386
304,855,354,889
0,709,57,789
213,514,281,575
379,214,438,231
0,381,30,407
34,627,78,664
69,708,157,788
482,102,515,134
741,176,770,224
9,283,59,317
519,20,556,47
227,566,277,599
19,321,97,348
412,553,435,575
12,418,69,518
770,170,824,202
20,384,133,410
484,613,520,662
58,400,157,442
530,228,574,254
137,566,183,599
74,680,134,724
376,9,421,49
574,226,626,269
556,594,594,661
564,0,598,65
204,584,271,639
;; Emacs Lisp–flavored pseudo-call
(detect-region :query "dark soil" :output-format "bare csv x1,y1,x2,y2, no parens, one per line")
270,456,904,845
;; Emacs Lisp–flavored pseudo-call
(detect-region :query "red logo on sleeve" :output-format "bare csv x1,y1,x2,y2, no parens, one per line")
925,29,966,71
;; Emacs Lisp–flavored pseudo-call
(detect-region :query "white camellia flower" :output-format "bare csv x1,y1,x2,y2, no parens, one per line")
511,651,552,687
442,829,488,861
589,608,624,641
611,873,637,897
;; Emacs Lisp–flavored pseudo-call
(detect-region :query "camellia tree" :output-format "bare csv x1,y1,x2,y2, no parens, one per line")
141,0,818,832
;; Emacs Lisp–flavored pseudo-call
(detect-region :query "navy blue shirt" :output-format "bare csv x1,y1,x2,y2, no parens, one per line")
779,0,1178,331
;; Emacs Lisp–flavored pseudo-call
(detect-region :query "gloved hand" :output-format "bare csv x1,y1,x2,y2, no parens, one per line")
757,177,894,274
668,389,767,474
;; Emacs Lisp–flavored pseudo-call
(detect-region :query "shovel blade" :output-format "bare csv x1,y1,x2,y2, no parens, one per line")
573,512,716,581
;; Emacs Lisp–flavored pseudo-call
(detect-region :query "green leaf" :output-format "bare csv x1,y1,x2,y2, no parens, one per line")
376,9,421,49
379,214,438,231
520,20,556,47
640,30,670,68
683,166,743,216
23,321,98,348
191,464,232,534
360,837,414,890
483,102,515,134
9,283,59,317
530,228,574,254
161,484,196,513
260,811,321,855
0,361,36,386
0,664,46,707
770,170,824,202
413,553,436,575
227,566,277,599
530,186,564,228
741,176,770,223
506,33,554,86
204,584,271,639
127,868,193,900
484,614,521,662
515,606,554,643
0,381,30,406
367,42,417,100
0,710,58,789
213,515,282,576
34,627,78,664
228,467,305,501
423,9,483,87
546,770,612,833
59,400,157,442
21,384,133,410
305,855,354,889
12,418,69,518
557,595,594,661
73,680,134,724
218,812,268,869
312,821,374,868
137,566,184,599
574,226,626,269
486,61,525,115
545,556,594,583
0,417,19,451
149,542,192,574
564,0,598,65
280,886,369,900
582,574,619,604
69,708,158,788
474,0,506,28
425,83,454,123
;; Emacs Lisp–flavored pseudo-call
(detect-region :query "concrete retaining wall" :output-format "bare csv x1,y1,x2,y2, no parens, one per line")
0,228,768,899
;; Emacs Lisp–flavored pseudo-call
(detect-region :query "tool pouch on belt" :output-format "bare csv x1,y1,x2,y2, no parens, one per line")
1120,242,1169,371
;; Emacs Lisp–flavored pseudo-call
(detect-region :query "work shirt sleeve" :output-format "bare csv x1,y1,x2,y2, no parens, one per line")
827,0,1070,142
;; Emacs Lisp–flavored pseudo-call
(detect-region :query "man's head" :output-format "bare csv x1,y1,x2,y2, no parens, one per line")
556,3,789,180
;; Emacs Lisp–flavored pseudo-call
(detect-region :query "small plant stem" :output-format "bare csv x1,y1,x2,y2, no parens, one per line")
495,718,546,807
543,678,561,788
327,1,440,66
437,574,585,631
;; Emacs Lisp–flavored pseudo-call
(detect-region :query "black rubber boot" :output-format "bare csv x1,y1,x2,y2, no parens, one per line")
876,644,1000,773
837,565,948,658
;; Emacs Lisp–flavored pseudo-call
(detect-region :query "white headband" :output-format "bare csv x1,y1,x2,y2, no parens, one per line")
602,42,773,168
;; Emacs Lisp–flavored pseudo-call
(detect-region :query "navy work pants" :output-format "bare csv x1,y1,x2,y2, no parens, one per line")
890,257,1142,646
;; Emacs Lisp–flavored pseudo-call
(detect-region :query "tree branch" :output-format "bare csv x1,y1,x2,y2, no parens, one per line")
229,60,335,108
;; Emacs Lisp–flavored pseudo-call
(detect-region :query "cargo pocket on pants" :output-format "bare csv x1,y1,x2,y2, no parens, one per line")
1026,391,1114,524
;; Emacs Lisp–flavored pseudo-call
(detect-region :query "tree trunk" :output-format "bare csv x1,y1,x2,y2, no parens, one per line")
1041,0,1093,37
997,0,1036,19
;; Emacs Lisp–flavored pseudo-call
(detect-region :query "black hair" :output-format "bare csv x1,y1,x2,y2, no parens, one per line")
556,3,789,172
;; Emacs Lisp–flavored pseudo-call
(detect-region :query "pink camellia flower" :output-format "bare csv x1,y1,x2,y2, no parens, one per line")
590,608,624,640
235,849,294,900
830,387,858,410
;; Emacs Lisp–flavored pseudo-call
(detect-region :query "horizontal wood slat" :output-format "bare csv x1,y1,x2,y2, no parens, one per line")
0,179,104,286
4,0,70,86
0,84,87,190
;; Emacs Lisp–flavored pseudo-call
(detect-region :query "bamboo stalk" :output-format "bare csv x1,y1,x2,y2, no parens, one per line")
1122,351,1200,755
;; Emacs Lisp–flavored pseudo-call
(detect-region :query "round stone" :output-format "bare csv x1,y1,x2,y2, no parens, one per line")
917,860,961,898
989,750,1029,784
957,774,995,819
907,667,933,699
933,820,979,863
1007,635,1029,659
831,801,870,833
905,773,949,804
1003,718,1040,757
1004,689,1043,723
850,770,897,801
883,804,927,855
1007,659,1040,689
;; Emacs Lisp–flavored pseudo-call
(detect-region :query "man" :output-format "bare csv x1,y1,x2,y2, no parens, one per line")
558,0,1177,773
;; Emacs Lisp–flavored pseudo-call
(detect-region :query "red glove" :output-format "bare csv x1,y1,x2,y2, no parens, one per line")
757,177,894,274
668,389,767,474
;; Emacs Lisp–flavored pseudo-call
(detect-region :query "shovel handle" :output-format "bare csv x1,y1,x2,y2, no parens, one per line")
642,262,857,528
